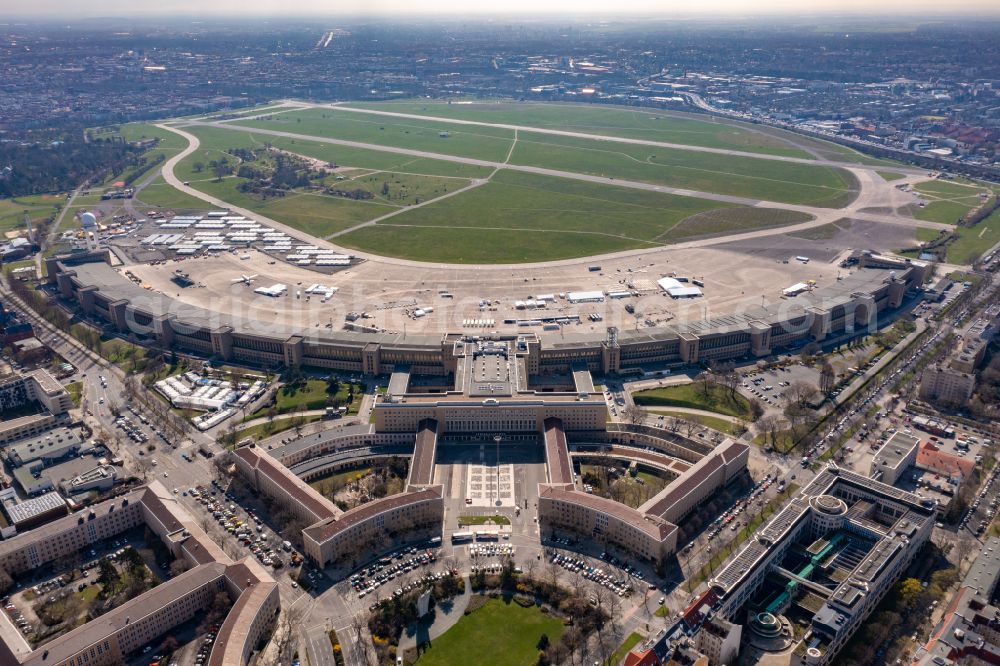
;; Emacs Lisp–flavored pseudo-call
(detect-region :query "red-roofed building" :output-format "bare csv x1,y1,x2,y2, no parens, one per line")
624,649,661,666
917,441,974,481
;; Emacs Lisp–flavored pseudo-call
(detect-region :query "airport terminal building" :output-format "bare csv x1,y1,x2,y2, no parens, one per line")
47,252,928,378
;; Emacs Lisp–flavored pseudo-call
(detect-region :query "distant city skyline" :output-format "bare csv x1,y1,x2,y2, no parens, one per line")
6,0,1000,18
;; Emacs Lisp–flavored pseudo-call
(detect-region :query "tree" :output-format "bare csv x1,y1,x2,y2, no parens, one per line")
537,634,551,651
897,578,923,611
0,568,13,595
622,404,647,425
820,362,836,393
192,161,205,173
160,635,180,657
96,558,120,595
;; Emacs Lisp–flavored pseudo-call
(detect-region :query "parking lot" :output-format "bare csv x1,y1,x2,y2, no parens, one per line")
187,480,293,570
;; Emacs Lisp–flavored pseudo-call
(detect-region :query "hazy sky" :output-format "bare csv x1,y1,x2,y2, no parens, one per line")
8,0,1000,18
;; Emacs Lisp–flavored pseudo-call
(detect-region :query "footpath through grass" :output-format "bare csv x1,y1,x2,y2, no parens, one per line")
648,409,741,435
414,597,564,666
633,382,753,420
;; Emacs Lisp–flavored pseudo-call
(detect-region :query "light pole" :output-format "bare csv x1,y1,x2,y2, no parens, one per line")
494,434,502,507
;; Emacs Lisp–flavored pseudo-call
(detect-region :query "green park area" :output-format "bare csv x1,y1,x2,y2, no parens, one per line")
134,175,213,211
345,100,887,163
458,514,511,526
509,131,859,207
335,170,809,263
877,171,906,182
234,108,516,162
231,414,324,443
232,108,860,207
248,378,362,419
907,179,994,225
905,210,1000,265
414,597,564,666
648,409,741,435
632,382,754,420
0,194,65,235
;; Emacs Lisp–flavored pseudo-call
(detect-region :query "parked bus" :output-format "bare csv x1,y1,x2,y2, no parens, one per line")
476,533,499,542
451,531,475,543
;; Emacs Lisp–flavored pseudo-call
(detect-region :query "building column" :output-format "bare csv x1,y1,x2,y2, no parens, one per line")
211,326,234,361
808,307,831,342
362,342,381,376
108,300,129,333
78,285,99,315
749,321,771,357
153,314,176,348
679,333,700,364
283,336,304,367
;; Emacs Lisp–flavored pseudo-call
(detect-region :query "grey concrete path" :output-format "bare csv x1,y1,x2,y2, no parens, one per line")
396,575,472,656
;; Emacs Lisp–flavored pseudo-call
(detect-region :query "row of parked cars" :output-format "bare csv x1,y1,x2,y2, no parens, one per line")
192,630,217,666
551,552,632,598
115,414,149,444
351,545,440,599
469,544,515,558
3,600,31,636
961,462,1000,534
704,474,777,542
367,570,460,612
190,483,284,569
743,376,788,406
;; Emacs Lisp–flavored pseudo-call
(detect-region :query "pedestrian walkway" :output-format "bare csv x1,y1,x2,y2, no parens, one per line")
396,576,472,656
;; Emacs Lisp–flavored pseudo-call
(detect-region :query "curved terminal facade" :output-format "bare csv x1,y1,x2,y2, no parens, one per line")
47,252,927,378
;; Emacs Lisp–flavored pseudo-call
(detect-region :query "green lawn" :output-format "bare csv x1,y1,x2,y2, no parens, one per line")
907,180,993,225
948,212,1000,264
508,131,858,207
344,100,843,160
632,383,753,419
232,414,323,442
904,210,1000,265
458,515,512,526
647,409,740,434
752,429,800,453
134,176,212,211
233,108,516,163
250,379,362,418
607,632,644,665
231,108,859,207
414,597,564,666
0,194,66,234
65,381,83,407
164,125,492,238
309,466,372,493
336,170,808,263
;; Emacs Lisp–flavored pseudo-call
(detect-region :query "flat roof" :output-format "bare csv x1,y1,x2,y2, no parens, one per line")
5,492,66,525
9,427,85,463
872,431,920,472
963,536,1000,595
